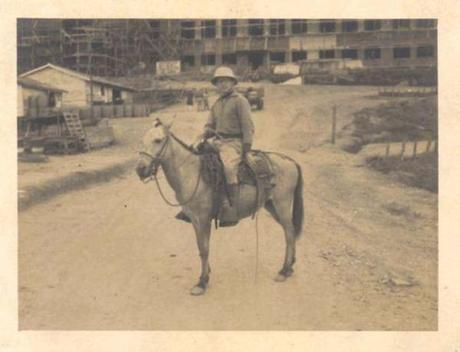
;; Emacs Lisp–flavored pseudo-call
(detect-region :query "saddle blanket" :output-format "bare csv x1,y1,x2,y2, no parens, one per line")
200,148,275,217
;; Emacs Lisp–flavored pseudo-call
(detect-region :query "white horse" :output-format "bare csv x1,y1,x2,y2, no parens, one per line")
136,119,304,295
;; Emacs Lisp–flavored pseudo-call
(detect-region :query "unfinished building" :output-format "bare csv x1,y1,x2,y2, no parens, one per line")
18,19,183,76
18,19,437,77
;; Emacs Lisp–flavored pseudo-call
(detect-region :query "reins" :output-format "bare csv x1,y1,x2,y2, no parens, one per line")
153,171,201,207
140,133,201,207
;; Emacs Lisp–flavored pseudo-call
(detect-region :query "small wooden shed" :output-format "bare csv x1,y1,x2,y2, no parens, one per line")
17,77,67,118
19,63,136,108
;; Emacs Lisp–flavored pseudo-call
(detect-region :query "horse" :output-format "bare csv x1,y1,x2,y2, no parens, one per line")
136,118,304,296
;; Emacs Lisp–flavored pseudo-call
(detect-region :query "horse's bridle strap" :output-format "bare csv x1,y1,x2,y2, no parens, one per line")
139,136,170,175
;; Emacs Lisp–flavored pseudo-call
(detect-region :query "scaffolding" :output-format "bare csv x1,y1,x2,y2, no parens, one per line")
17,19,184,76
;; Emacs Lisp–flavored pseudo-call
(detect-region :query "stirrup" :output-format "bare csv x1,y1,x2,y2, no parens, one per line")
219,220,239,227
175,211,192,223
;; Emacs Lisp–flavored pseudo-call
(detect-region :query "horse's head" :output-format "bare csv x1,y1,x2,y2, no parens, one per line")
136,118,172,180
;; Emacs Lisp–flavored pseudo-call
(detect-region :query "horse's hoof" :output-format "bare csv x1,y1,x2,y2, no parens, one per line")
190,285,206,296
274,274,288,282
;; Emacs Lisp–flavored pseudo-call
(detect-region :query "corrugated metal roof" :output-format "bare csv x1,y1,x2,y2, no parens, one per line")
18,77,68,93
19,63,137,91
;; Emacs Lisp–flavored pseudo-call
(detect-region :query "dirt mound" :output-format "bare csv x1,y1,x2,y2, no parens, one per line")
338,96,437,153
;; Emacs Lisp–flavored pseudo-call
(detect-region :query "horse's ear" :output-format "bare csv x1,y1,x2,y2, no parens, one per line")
161,116,174,131
154,118,162,127
161,123,172,136
164,120,173,130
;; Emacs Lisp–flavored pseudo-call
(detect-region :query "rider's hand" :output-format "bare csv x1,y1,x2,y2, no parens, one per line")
243,143,251,158
203,127,215,139
191,139,204,152
243,143,251,154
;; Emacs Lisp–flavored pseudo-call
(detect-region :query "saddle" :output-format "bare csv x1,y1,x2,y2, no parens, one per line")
198,142,276,221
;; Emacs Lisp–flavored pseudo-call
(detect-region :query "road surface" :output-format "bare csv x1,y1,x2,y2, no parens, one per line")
19,85,437,330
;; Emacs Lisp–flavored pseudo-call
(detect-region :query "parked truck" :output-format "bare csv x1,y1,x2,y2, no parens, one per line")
236,86,264,110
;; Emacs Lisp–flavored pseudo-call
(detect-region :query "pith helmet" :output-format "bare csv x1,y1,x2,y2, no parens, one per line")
211,66,238,85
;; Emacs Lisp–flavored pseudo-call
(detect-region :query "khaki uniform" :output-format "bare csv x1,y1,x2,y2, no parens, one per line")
212,138,243,184
205,90,254,184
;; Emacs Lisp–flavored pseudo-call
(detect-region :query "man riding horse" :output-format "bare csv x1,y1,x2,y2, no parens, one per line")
176,66,254,227
136,69,303,294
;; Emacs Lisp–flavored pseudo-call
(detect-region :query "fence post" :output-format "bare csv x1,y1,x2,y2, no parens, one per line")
400,139,407,160
426,138,432,152
331,105,337,144
385,142,390,158
412,140,418,158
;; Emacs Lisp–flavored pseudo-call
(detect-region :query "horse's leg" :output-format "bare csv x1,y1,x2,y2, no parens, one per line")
265,199,296,282
190,217,212,296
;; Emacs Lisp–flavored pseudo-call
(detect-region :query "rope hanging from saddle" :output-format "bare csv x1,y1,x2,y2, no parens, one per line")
199,152,227,228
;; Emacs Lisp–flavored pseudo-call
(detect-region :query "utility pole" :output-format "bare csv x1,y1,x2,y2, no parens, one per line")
89,66,94,118
331,105,337,144
88,35,94,120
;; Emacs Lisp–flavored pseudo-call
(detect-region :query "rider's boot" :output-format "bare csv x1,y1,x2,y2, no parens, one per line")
219,184,240,227
175,211,192,223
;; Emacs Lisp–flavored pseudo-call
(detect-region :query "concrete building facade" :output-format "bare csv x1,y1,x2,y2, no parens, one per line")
175,19,437,71
17,19,437,76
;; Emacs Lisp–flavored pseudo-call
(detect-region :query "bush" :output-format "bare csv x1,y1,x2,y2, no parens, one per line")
303,66,437,86
367,152,438,193
349,97,437,146
346,67,437,86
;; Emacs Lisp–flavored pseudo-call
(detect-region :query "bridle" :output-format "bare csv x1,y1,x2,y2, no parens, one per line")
138,132,201,207
139,134,171,179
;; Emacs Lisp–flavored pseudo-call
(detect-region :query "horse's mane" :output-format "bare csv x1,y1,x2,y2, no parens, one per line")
170,132,199,155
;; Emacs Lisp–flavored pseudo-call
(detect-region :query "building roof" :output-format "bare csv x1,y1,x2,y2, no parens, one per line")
17,77,68,93
19,63,137,91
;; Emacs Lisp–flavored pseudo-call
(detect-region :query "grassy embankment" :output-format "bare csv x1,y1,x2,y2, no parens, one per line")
340,96,437,192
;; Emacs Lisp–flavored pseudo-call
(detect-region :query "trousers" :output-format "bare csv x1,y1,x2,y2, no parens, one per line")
211,138,242,184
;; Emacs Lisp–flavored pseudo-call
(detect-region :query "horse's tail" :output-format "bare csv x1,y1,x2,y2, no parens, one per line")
292,162,304,239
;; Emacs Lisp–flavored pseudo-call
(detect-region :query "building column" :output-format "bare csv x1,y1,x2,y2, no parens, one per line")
216,19,222,39
381,19,393,31
308,20,319,34
381,47,393,67
266,51,271,69
285,19,291,36
237,19,247,38
409,46,415,59
335,20,342,33
264,19,270,36
335,49,341,59
309,50,320,60
194,52,202,68
280,19,292,64
195,20,202,40
215,20,223,67
215,52,223,66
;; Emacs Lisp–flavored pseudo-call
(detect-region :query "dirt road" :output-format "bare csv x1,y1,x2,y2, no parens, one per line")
19,85,437,330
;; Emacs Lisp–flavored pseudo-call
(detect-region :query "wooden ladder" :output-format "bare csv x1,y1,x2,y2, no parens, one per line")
63,111,89,151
